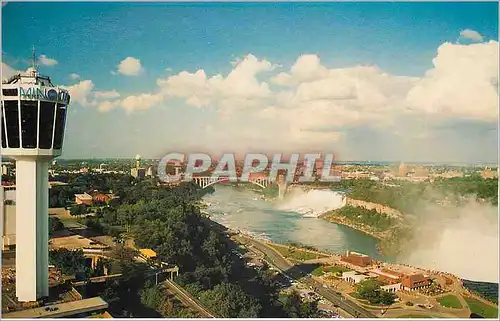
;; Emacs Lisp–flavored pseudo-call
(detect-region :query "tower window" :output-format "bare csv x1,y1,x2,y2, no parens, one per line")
39,101,56,149
2,89,18,96
3,100,20,148
21,100,38,148
53,104,67,149
1,106,6,148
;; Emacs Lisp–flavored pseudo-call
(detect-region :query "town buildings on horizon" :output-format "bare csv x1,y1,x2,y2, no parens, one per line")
2,2,498,169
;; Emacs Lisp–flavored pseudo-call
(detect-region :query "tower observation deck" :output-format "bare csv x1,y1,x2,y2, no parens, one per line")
1,59,70,302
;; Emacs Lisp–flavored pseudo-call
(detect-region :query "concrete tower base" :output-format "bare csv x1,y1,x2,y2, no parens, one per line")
15,159,49,302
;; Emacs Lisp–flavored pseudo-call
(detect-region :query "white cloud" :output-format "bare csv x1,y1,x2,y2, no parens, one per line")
271,54,329,86
69,73,81,80
158,54,275,111
65,80,95,106
117,57,144,76
96,92,164,114
78,40,497,158
38,54,58,66
406,41,498,121
120,93,163,113
459,29,484,43
94,90,120,99
257,58,419,138
97,100,121,113
1,63,19,81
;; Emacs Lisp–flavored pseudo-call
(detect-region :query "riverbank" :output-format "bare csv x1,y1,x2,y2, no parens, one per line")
319,212,390,241
318,211,409,258
284,185,397,241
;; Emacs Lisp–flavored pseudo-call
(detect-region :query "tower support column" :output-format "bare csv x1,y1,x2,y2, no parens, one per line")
15,159,49,302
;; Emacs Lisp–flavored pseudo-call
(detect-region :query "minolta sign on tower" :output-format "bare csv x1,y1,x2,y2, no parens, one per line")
1,51,70,302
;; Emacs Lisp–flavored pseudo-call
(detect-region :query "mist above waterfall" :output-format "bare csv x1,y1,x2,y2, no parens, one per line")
397,197,499,283
277,189,346,217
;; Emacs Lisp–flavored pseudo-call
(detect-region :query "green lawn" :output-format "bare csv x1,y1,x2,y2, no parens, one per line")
59,217,82,228
312,266,325,276
436,295,463,309
465,297,499,319
397,314,433,318
312,265,351,276
269,244,327,261
324,265,350,274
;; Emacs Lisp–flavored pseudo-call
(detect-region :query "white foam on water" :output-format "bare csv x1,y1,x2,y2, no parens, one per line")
277,189,346,217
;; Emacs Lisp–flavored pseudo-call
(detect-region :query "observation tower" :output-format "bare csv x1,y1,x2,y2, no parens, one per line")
1,50,70,302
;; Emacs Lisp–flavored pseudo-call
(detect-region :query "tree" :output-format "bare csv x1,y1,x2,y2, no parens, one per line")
109,245,149,285
379,290,397,305
356,279,381,303
70,204,87,216
140,281,164,310
49,248,88,276
49,217,64,235
91,258,106,277
82,175,285,317
283,290,319,318
356,279,396,305
200,283,262,317
101,281,121,306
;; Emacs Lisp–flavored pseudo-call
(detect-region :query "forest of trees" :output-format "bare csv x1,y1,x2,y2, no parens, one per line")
47,174,318,318
328,205,396,232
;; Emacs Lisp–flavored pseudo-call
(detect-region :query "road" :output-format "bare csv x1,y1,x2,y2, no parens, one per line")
162,279,216,318
235,234,377,318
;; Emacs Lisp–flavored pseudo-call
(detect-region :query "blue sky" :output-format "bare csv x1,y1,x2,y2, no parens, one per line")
2,2,499,162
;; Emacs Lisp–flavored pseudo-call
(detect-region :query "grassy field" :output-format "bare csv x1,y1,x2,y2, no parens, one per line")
397,314,433,318
269,244,328,261
59,217,82,228
464,297,499,318
312,265,351,276
436,295,463,309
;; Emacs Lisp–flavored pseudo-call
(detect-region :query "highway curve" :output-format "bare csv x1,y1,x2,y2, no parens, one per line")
237,235,377,318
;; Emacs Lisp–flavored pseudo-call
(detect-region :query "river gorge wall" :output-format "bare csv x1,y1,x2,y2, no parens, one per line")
346,198,403,219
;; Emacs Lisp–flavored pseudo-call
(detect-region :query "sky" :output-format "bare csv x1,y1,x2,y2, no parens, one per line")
1,2,499,162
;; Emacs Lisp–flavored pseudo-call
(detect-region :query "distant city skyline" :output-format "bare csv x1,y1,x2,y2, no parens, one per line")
2,2,498,163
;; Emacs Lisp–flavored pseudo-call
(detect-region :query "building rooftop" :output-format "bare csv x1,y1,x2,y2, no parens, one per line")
2,278,83,315
74,193,93,200
139,248,157,259
49,232,107,251
402,273,432,288
2,296,108,319
369,268,401,280
346,251,369,258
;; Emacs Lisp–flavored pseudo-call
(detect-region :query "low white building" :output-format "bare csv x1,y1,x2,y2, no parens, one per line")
342,271,369,284
381,283,402,293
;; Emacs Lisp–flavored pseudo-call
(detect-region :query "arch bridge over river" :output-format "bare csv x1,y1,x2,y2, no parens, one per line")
192,176,288,198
